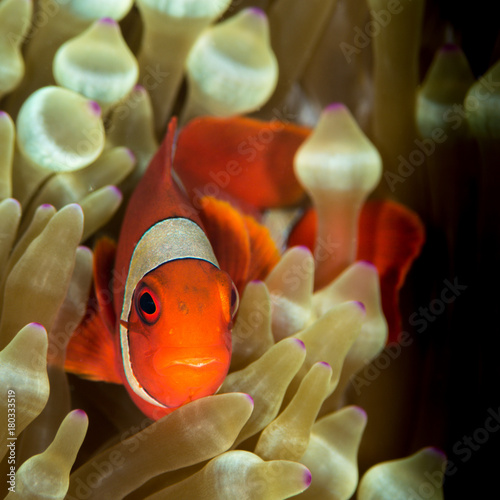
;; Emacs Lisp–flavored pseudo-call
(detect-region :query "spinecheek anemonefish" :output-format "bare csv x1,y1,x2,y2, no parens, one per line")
64,119,278,420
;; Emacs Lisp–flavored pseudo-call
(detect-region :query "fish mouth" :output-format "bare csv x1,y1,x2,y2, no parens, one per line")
164,357,218,368
140,346,231,408
152,345,231,376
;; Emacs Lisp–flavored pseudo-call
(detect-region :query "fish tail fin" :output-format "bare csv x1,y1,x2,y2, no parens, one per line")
65,237,122,384
286,200,425,343
357,200,425,343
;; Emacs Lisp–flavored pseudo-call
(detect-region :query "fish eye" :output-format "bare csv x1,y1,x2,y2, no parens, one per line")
136,287,160,325
230,283,239,319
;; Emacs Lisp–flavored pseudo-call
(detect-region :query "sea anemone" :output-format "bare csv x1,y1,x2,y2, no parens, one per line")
1,0,497,498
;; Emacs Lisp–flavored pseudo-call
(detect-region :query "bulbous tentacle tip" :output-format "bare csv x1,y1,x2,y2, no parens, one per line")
424,446,447,460
325,102,347,112
318,361,332,369
248,7,267,18
0,198,21,210
244,393,254,405
357,260,378,271
28,322,46,332
108,185,123,197
352,405,368,420
303,468,312,487
294,245,314,256
88,100,102,116
99,17,118,26
64,203,85,216
355,300,366,312
249,279,264,285
293,338,306,350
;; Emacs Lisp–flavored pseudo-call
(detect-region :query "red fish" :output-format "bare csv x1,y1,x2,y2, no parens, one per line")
65,119,279,420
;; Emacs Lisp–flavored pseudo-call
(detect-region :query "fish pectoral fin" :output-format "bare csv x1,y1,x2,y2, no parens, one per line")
93,236,117,332
199,196,251,292
65,289,122,384
200,196,280,292
243,213,281,283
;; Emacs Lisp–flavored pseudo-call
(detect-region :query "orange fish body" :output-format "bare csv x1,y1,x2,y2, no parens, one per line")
113,120,239,419
66,121,239,420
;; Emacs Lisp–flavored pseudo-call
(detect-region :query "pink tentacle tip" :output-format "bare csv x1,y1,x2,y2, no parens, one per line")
325,102,346,113
74,409,87,417
0,110,8,118
293,338,306,350
109,185,123,197
318,361,331,369
355,301,366,312
244,394,254,405
99,17,117,26
303,469,312,488
30,322,46,331
248,7,266,18
88,100,102,116
427,446,447,460
125,148,136,162
358,260,377,270
353,406,368,419
295,245,313,254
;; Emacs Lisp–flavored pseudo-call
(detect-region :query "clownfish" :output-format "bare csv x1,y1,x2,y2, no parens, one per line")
65,119,279,420
66,115,424,419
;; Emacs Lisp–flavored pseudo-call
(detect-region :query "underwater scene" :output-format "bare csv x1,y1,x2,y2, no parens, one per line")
1,0,499,498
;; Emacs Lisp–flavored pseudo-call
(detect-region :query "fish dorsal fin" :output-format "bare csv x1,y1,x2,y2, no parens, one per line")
174,116,310,210
145,117,176,186
199,196,279,292
64,238,122,384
